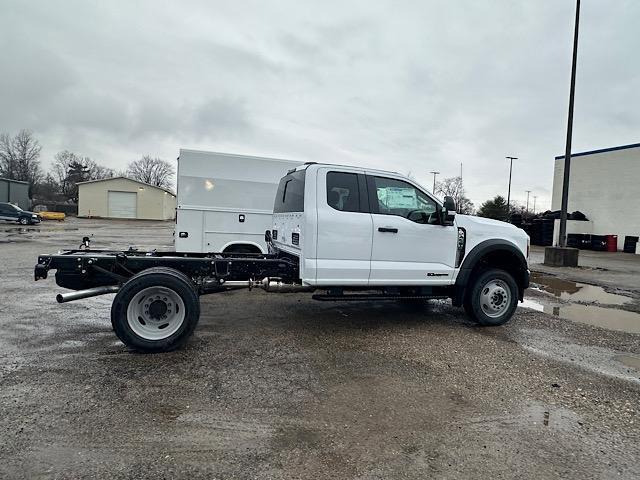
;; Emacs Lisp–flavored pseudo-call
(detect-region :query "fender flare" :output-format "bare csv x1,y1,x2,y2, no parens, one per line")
453,239,529,305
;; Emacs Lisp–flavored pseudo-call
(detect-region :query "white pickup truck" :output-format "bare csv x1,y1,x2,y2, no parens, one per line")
35,162,530,353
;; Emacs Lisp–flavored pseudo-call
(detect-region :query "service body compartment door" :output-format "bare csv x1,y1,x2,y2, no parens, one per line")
315,167,372,285
367,174,456,285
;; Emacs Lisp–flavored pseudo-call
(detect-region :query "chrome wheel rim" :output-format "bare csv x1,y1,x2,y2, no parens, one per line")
479,279,511,318
126,286,185,340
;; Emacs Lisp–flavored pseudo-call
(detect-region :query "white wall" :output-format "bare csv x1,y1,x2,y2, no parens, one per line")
551,145,640,250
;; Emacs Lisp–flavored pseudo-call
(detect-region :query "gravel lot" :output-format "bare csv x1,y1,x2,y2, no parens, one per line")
1,218,639,479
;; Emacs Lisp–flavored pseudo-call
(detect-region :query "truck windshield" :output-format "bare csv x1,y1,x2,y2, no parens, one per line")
274,169,305,213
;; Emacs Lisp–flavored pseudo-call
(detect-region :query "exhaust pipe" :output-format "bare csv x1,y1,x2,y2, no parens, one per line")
218,278,313,292
261,279,314,292
56,285,120,303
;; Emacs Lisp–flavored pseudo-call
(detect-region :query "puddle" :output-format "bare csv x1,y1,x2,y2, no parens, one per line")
531,272,630,306
521,273,640,334
520,298,640,334
614,354,640,371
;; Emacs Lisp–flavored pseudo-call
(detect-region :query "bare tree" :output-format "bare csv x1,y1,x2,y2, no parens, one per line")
52,150,114,202
435,176,475,215
127,156,174,189
0,129,43,195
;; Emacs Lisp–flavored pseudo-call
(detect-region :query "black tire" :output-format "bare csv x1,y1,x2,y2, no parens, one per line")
19,217,28,225
111,267,200,353
464,268,518,326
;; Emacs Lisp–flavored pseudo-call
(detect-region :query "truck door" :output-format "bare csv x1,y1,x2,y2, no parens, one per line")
315,168,372,285
367,174,457,285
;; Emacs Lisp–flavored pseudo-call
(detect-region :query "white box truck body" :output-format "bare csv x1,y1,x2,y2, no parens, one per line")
174,150,302,253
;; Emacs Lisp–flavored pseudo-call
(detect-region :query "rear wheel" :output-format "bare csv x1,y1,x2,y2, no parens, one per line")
111,267,200,352
464,269,518,326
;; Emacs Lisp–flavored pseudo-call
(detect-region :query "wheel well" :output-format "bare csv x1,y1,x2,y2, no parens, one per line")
455,248,528,305
222,243,263,254
471,250,524,283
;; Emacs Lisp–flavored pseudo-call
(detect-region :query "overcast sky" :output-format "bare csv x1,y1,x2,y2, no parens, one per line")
1,1,638,210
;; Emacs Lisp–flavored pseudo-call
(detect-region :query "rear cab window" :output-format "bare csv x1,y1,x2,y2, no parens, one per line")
274,169,306,213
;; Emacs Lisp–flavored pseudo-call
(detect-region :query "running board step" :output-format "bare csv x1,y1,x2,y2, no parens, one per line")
312,294,448,302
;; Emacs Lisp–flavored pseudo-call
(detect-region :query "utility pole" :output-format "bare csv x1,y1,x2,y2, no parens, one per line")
506,156,517,213
429,171,440,194
525,190,532,213
559,0,581,248
533,195,537,214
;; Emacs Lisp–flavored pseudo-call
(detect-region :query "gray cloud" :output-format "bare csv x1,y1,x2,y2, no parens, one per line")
0,0,638,209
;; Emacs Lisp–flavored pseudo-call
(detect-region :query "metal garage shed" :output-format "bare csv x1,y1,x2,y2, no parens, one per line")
77,177,176,220
0,178,30,210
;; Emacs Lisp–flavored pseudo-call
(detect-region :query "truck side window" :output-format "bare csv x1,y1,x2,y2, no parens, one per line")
274,170,306,213
326,172,360,212
372,176,437,223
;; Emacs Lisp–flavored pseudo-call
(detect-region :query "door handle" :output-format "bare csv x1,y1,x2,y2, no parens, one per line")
378,227,398,233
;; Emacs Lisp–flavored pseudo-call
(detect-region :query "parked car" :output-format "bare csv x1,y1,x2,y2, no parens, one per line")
0,202,41,225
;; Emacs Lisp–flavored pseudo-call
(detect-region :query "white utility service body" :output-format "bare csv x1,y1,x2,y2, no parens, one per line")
271,163,529,287
175,150,301,254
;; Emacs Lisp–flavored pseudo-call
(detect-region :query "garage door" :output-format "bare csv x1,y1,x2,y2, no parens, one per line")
108,191,137,218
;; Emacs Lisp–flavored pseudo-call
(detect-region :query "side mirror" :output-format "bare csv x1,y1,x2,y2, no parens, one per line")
443,196,456,212
442,196,456,226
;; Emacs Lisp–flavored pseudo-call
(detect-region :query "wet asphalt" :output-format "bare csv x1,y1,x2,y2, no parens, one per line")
0,219,639,479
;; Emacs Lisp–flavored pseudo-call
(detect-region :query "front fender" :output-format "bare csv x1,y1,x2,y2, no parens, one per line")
452,239,529,306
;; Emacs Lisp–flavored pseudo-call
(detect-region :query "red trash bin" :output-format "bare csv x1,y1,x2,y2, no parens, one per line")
606,235,618,252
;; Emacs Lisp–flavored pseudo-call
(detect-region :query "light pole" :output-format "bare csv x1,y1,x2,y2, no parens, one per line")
533,195,537,215
506,156,517,214
558,0,581,248
545,0,581,267
525,190,532,213
429,171,440,194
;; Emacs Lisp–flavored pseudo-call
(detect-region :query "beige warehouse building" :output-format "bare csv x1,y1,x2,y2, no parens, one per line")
78,177,176,220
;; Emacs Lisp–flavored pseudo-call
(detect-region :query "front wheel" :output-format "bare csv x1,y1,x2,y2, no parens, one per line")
464,269,518,326
111,267,200,352
19,217,29,225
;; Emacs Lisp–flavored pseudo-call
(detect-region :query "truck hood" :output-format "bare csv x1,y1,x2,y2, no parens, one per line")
455,214,517,230
455,214,529,258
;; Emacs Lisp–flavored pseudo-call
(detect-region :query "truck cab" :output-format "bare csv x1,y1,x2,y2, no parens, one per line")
271,163,530,325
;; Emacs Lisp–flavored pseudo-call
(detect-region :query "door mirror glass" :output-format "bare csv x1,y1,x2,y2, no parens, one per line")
443,196,456,212
442,196,456,226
